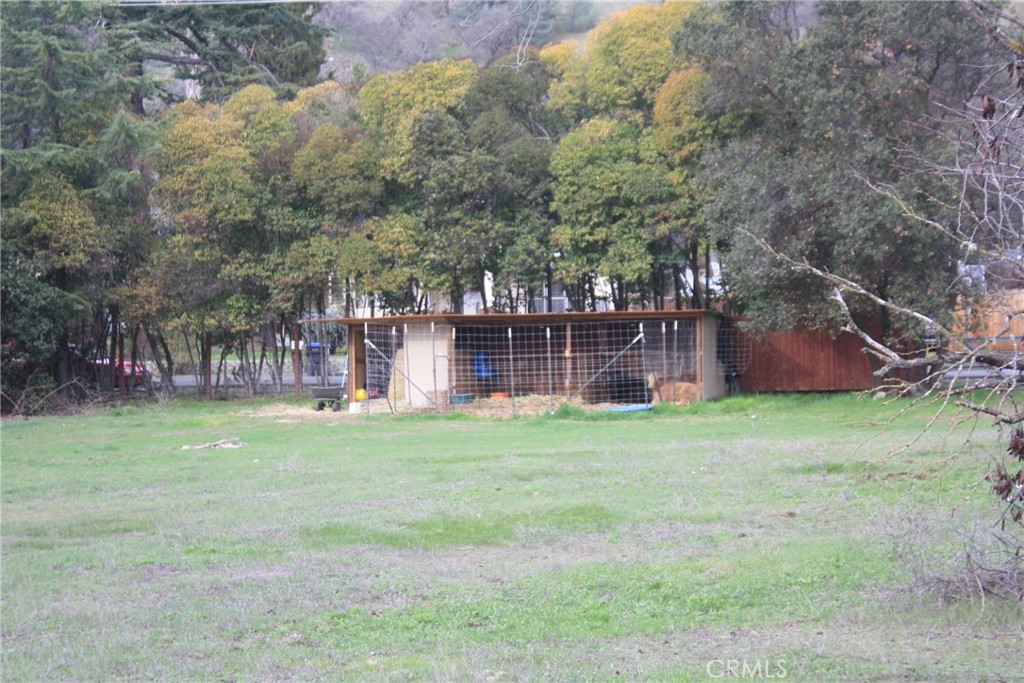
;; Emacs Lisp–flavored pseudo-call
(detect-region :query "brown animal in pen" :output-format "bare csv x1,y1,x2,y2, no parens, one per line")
646,373,699,405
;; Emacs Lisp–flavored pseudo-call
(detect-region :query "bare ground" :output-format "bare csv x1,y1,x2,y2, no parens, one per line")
246,395,632,422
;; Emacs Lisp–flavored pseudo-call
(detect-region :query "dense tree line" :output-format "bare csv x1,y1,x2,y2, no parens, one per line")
0,1,1004,408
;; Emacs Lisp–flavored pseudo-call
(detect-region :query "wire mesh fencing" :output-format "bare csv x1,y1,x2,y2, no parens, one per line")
360,318,703,416
717,317,752,394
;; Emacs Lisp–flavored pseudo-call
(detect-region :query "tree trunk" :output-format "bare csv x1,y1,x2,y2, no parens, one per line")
478,269,490,314
183,331,200,395
673,265,685,311
690,243,703,309
292,325,302,397
651,268,661,311
612,278,628,311
546,262,554,313
55,332,72,396
126,62,146,116
257,334,268,394
214,342,229,393
145,326,175,392
118,323,126,398
203,331,213,399
450,277,464,314
130,324,144,391
106,304,119,389
705,248,712,309
237,333,252,398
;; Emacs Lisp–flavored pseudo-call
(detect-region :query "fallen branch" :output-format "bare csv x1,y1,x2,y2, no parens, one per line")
181,438,245,450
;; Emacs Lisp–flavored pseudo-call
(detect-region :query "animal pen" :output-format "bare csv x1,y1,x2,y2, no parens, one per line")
308,311,728,416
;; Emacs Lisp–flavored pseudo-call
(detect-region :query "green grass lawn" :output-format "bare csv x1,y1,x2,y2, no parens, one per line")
2,394,1020,681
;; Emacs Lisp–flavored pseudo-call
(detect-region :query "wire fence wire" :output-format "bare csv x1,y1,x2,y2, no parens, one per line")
360,319,701,416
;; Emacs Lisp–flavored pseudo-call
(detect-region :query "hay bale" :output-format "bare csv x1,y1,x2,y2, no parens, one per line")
387,347,407,405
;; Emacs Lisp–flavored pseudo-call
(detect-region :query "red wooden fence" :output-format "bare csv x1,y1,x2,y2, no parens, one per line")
735,325,882,393
727,289,1024,393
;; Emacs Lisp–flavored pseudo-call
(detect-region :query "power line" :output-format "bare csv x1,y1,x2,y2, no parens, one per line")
116,0,343,7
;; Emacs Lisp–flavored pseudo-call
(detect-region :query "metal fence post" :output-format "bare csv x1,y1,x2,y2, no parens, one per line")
546,326,553,414
661,321,668,403
640,323,649,407
672,320,679,403
364,323,370,418
451,327,457,412
391,326,397,410
431,321,438,409
508,327,516,417
405,324,412,409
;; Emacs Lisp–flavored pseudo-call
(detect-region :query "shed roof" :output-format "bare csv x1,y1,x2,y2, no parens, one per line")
300,310,715,327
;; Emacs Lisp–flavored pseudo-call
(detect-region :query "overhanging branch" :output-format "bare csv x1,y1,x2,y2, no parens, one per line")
741,228,962,350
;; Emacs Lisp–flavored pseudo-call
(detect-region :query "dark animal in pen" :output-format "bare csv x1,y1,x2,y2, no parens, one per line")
605,372,653,403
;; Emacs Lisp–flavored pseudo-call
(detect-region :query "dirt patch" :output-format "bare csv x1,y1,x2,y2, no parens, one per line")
242,403,364,424
447,612,1020,681
332,527,705,594
437,394,560,418
243,395,576,422
243,391,663,422
387,394,641,418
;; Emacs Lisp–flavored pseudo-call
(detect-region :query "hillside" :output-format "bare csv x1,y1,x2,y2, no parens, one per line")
314,0,649,77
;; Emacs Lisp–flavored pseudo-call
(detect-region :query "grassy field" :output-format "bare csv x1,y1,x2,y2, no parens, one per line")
2,393,1020,681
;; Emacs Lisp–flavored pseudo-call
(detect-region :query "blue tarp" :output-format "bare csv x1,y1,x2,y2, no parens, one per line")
603,404,653,413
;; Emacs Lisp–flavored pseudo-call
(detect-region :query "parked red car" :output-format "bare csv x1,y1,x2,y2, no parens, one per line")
81,357,151,389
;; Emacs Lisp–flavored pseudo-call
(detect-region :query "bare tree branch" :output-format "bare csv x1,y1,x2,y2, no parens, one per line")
958,0,1024,59
740,228,962,348
468,0,539,50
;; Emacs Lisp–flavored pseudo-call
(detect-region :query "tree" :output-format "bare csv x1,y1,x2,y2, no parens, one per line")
0,2,130,168
358,58,477,184
542,2,713,310
674,0,994,336
340,213,424,314
550,117,674,310
935,0,1024,539
352,53,558,314
0,1,148,397
103,2,329,106
291,122,382,222
315,1,601,74
715,0,1024,578
419,147,520,312
145,87,290,395
1,1,331,406
462,54,558,312
543,1,696,123
0,241,88,411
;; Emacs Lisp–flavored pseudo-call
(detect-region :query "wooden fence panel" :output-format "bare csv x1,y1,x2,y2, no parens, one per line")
730,289,1024,393
963,289,1024,352
737,326,879,393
